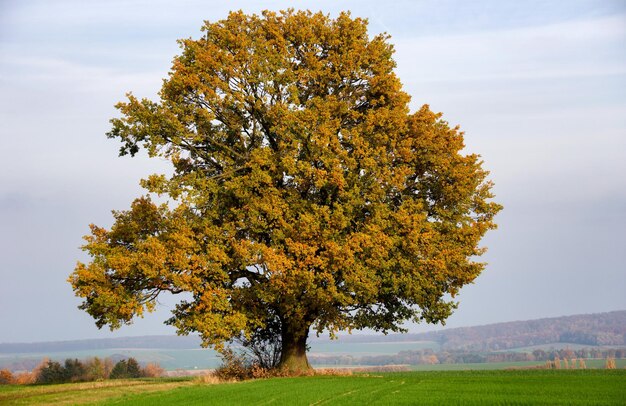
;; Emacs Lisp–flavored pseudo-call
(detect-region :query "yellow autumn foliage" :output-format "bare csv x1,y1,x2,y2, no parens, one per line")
69,10,501,373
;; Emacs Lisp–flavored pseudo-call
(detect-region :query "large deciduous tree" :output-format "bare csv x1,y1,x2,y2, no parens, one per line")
69,10,501,373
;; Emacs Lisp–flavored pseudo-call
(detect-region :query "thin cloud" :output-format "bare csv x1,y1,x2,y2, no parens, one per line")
394,14,626,84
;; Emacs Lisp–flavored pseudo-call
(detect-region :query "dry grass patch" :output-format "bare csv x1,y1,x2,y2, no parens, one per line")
0,379,194,405
194,374,229,385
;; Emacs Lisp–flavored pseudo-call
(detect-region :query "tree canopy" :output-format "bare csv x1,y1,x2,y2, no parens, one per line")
69,9,501,372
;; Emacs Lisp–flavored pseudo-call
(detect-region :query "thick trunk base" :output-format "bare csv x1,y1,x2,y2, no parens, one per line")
278,350,311,374
277,323,311,374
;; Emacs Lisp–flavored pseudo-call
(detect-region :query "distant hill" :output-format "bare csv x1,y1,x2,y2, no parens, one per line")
1,310,624,354
412,310,626,351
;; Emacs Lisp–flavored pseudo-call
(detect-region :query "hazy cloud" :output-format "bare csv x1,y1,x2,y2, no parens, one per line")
1,0,624,342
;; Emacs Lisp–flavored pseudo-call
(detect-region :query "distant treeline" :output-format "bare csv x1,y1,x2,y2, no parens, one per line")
309,347,626,366
2,352,168,373
0,357,164,385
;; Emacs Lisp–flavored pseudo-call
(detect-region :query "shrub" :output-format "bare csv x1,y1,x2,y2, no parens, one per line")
0,369,14,384
606,357,616,369
212,346,319,381
142,363,165,378
235,327,282,370
14,371,36,385
214,348,253,381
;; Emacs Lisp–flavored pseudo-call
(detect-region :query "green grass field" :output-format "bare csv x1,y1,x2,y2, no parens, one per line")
1,370,624,405
406,358,626,371
0,378,195,405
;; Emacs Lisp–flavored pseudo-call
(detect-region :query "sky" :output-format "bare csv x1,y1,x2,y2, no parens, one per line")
1,0,625,343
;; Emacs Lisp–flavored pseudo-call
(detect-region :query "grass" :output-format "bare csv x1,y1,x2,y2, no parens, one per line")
506,343,605,352
576,359,626,369
408,361,546,370
1,370,624,405
406,358,626,371
0,378,194,405
314,359,626,371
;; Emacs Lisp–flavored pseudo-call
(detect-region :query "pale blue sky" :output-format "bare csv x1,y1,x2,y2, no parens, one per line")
1,0,625,342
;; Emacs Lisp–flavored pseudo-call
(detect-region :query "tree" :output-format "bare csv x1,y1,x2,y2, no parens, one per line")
109,360,128,379
69,10,501,373
84,357,107,381
109,358,141,379
126,358,142,378
35,360,65,384
63,358,86,382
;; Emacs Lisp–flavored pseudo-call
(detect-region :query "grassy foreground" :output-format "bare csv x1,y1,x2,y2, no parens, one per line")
0,378,194,405
406,358,626,371
1,370,625,405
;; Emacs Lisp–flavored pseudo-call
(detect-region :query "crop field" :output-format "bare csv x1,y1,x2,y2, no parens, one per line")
1,370,625,405
407,358,626,371
506,343,605,353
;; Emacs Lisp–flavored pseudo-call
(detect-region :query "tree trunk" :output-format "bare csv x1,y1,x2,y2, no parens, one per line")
278,321,311,374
